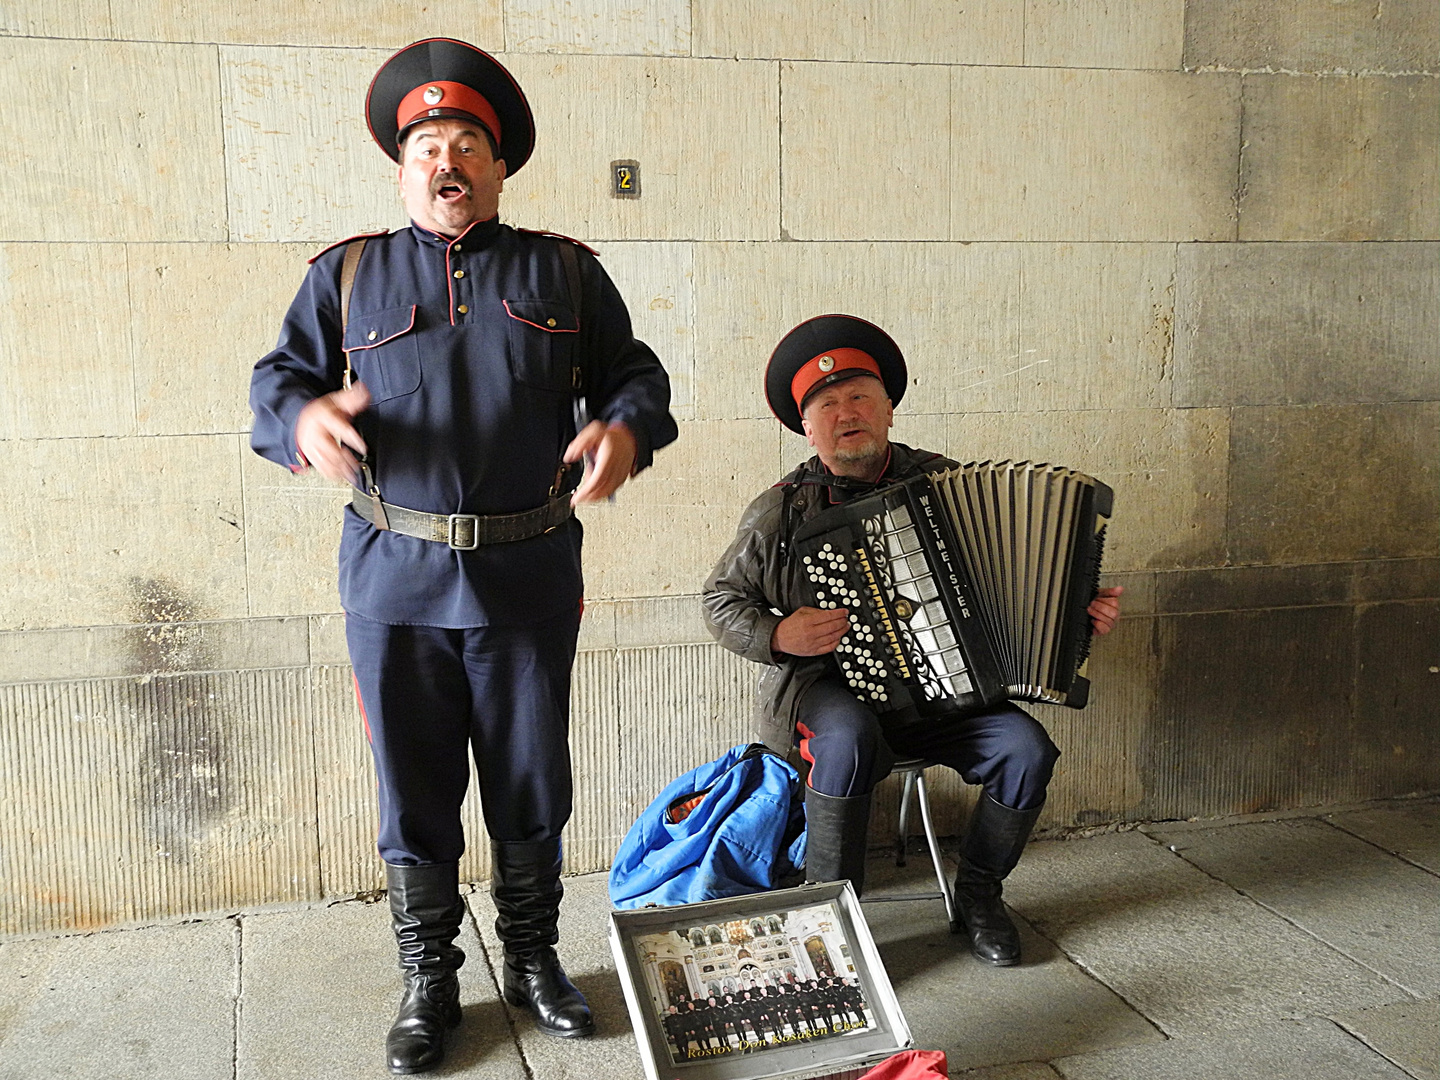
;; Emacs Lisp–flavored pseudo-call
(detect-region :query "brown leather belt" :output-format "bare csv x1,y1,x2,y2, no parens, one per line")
350,490,573,549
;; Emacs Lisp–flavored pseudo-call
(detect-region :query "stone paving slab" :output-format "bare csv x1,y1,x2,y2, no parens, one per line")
468,873,649,1080
1052,1017,1415,1080
1331,999,1440,1080
236,897,525,1080
1327,800,1440,875
0,920,237,1080
859,893,1163,1072
1005,831,1412,1035
1146,818,1440,998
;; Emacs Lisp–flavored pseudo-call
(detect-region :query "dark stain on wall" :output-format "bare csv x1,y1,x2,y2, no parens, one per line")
126,578,230,863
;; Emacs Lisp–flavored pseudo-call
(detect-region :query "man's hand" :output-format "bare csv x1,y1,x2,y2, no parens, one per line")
772,607,851,657
294,382,371,485
1089,586,1123,636
565,420,638,505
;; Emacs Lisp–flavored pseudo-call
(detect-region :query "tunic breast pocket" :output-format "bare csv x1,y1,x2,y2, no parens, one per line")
343,304,421,402
504,298,578,393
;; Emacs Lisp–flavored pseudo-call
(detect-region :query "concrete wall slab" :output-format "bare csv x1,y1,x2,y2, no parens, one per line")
693,0,1024,63
504,0,689,55
1025,0,1186,70
0,1,111,37
944,407,1231,572
1226,402,1439,565
133,242,314,435
578,418,783,601
0,244,135,439
502,55,779,241
950,68,1240,241
221,45,401,244
0,435,248,631
111,1,503,50
1009,831,1412,1033
241,447,346,619
1240,75,1440,241
0,39,226,243
782,62,953,241
1148,818,1439,997
594,241,695,417
691,241,1023,418
1184,0,1439,73
1174,242,1440,407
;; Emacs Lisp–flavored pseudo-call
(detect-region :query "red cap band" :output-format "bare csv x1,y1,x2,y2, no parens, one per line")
790,347,883,411
396,80,503,147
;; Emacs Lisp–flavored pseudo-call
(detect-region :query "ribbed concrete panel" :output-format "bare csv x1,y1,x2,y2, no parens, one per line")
1353,601,1440,800
1185,0,1439,73
614,644,758,838
0,436,248,632
0,244,134,440
1143,608,1357,820
0,39,225,243
564,649,622,874
950,67,1240,242
111,0,503,49
0,671,319,936
311,664,384,897
1240,75,1439,242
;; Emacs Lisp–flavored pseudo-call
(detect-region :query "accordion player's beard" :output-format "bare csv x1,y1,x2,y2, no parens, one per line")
831,433,887,476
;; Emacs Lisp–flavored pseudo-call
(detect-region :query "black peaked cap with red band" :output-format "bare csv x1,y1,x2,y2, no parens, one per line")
366,38,536,172
764,315,908,434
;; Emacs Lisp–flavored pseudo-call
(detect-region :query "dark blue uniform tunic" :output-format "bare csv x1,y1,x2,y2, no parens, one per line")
250,217,677,863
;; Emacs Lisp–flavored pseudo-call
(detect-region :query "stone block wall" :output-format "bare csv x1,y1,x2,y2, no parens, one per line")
1,1,1435,936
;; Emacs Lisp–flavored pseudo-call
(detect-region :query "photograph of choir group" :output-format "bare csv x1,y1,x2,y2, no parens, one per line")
632,901,877,1066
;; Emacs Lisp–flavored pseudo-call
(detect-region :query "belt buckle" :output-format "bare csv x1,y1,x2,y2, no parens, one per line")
447,513,480,550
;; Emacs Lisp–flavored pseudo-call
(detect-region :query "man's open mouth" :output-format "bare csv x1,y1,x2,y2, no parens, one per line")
432,174,472,202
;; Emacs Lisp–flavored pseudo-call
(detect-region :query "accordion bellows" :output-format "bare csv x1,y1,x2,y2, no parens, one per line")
793,461,1113,722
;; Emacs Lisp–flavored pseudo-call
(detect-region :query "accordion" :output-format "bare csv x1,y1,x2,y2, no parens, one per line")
792,461,1113,722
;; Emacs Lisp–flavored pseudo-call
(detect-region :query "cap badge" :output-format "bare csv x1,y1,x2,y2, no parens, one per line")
817,355,835,372
423,85,444,105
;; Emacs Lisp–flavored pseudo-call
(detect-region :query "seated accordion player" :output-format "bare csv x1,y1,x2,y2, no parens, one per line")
793,460,1113,724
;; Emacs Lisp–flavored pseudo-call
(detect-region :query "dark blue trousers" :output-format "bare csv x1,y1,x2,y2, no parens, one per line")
795,676,1059,811
346,610,580,866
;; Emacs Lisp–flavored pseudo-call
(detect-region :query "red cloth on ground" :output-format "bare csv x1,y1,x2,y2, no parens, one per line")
858,1049,948,1079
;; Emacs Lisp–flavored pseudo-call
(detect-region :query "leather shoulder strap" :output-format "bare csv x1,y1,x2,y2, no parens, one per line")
339,238,368,390
557,239,584,392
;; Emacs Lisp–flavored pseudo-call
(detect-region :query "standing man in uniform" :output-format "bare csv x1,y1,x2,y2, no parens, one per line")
250,38,677,1075
702,315,1119,969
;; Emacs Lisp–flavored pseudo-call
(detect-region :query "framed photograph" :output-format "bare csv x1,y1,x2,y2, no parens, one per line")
609,882,912,1080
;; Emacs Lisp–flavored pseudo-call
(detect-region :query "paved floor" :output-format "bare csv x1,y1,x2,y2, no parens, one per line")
1,797,1435,1080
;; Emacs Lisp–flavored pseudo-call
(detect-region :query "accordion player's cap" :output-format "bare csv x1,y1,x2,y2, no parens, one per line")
366,38,535,171
765,314,908,433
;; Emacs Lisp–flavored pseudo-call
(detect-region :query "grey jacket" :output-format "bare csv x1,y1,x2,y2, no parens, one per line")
700,443,955,751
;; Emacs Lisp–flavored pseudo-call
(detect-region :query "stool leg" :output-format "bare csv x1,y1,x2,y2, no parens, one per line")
896,770,916,867
914,772,956,926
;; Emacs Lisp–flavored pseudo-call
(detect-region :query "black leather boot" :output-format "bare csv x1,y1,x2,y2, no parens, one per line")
950,792,1042,967
491,839,595,1038
803,788,871,895
385,862,466,1074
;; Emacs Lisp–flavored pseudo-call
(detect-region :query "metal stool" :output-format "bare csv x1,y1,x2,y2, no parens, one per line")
890,758,955,924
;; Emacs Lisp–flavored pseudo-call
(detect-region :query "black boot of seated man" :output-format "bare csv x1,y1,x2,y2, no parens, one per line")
951,792,1043,966
386,862,466,1074
492,839,595,1038
803,787,871,896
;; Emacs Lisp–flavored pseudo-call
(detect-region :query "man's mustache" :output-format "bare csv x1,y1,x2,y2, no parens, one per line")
430,171,472,197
